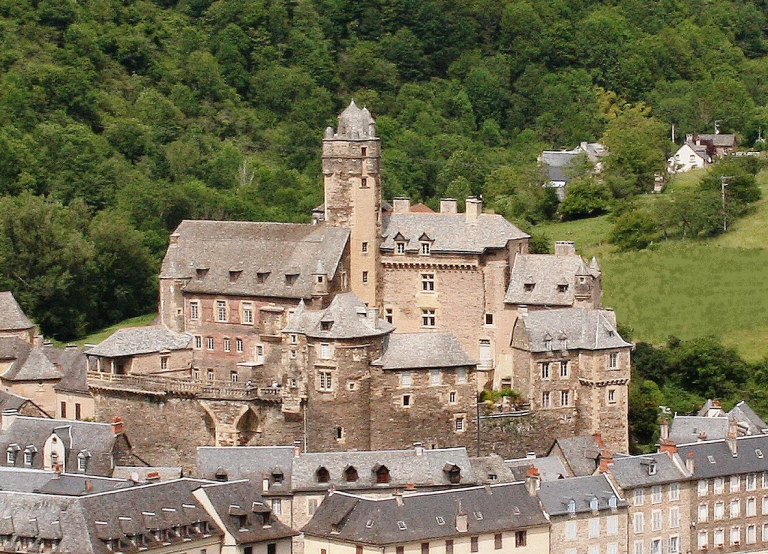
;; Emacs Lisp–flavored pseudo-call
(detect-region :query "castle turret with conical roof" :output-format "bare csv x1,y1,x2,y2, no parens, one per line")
322,101,382,307
574,257,602,309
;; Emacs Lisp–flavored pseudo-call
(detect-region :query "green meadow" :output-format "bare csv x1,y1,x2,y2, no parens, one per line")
535,168,768,362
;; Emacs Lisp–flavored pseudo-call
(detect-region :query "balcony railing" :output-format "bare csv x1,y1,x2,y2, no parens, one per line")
87,371,282,401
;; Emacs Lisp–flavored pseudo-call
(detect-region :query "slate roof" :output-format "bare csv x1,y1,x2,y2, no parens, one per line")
504,253,599,306
87,326,192,358
381,212,528,255
469,454,517,484
195,480,298,544
730,401,768,435
0,291,34,331
0,416,120,476
677,435,768,479
549,436,602,477
197,445,296,492
696,134,737,147
669,416,729,444
0,337,63,381
514,309,631,353
328,100,377,140
505,456,569,482
291,447,477,492
538,474,626,516
112,466,183,482
282,293,394,339
302,483,548,545
540,151,579,184
375,333,476,370
161,220,349,300
0,389,39,413
610,451,691,489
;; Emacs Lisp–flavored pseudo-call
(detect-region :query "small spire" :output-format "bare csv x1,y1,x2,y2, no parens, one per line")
576,258,591,276
589,256,600,272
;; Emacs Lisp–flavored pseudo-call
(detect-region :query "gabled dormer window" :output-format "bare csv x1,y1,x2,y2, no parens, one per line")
316,466,330,483
195,268,208,280
568,499,576,515
256,272,270,284
421,242,431,255
321,321,333,331
285,274,298,286
374,465,390,484
524,281,535,292
345,466,359,482
229,270,242,283
396,242,406,255
590,497,599,512
648,461,657,476
557,284,568,293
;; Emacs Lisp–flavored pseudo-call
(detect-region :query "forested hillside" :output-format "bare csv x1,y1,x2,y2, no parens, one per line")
2,0,768,338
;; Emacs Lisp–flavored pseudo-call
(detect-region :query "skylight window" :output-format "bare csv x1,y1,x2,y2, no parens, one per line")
397,521,407,530
366,520,374,529
708,456,716,464
436,516,445,525
473,511,483,521
757,449,764,459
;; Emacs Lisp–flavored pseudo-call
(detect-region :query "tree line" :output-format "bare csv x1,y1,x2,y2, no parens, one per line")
2,0,768,337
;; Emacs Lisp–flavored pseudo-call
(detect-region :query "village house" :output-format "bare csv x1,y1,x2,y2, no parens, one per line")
0,389,48,419
539,142,609,199
0,412,140,476
668,400,768,443
0,291,36,343
0,473,295,554
677,428,768,553
302,483,550,554
536,471,629,554
608,448,692,554
197,443,478,532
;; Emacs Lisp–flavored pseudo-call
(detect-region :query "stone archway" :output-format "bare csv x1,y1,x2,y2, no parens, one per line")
199,400,252,446
235,408,261,445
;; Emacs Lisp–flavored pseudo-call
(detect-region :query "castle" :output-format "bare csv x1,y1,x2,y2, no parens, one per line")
85,102,630,468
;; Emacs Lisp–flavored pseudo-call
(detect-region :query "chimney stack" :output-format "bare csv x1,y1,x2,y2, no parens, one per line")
1,409,18,431
659,439,678,456
660,418,669,441
455,503,468,533
598,449,613,473
593,433,605,449
110,417,124,435
465,197,482,222
393,489,404,506
525,466,540,496
414,442,424,456
393,197,411,213
697,431,707,442
367,307,380,329
293,440,302,458
440,198,458,214
554,241,577,256
727,419,738,456
685,452,695,474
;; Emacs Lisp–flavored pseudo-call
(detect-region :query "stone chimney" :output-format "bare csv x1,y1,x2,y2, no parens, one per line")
262,473,270,492
293,440,302,458
697,431,707,442
465,197,482,222
598,449,613,473
85,479,93,492
414,442,424,456
660,418,669,440
659,439,678,456
726,418,738,456
554,241,577,256
593,433,605,449
525,466,540,496
393,197,411,213
367,307,380,329
169,232,180,246
455,503,468,533
1,409,18,431
526,452,536,460
518,305,528,317
685,452,695,474
393,489,404,506
440,198,458,214
110,417,124,435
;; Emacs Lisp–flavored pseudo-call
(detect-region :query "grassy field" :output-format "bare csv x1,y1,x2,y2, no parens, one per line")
534,167,768,361
74,313,157,346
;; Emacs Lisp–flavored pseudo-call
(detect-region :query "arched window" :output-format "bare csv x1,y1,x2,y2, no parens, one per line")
345,466,358,482
316,466,330,483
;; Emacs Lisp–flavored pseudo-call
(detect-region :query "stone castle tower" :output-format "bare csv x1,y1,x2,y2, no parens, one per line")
322,101,382,307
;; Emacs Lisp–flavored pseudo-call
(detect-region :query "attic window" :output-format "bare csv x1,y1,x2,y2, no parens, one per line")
608,330,615,337
257,272,270,284
590,497,599,511
420,242,431,255
397,521,407,531
285,274,298,286
648,462,657,476
609,496,617,509
557,284,568,292
272,469,284,483
396,242,406,255
229,270,242,283
473,511,483,521
524,283,535,292
316,466,330,483
366,520,374,529
757,449,764,459
196,268,209,280
436,516,445,525
375,465,390,484
708,456,716,464
444,465,461,484
345,466,359,482
321,321,333,331
512,506,521,515
568,499,576,514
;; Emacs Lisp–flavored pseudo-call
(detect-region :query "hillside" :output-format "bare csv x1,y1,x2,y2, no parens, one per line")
3,0,768,338
535,168,768,361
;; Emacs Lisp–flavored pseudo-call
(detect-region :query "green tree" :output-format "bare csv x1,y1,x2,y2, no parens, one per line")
557,177,611,220
609,207,658,251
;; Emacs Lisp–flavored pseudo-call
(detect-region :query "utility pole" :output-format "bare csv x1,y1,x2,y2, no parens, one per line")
721,176,730,232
